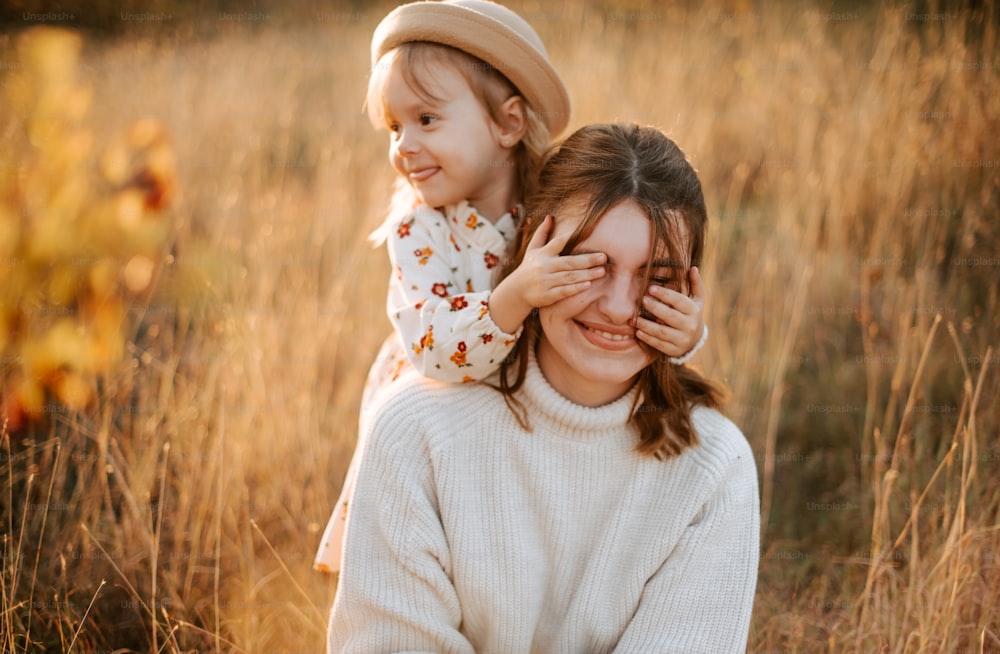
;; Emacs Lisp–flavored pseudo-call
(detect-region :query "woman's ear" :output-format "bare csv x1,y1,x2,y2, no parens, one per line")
496,96,528,148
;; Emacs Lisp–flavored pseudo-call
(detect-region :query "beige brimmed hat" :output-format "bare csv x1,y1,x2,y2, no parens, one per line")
371,0,571,136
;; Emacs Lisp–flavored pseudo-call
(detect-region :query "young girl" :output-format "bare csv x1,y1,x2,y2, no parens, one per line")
314,0,708,573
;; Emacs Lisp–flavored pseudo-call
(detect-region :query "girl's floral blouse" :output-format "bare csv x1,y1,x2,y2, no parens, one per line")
384,200,521,383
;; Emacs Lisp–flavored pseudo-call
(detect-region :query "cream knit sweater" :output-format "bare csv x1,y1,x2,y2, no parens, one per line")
328,352,759,653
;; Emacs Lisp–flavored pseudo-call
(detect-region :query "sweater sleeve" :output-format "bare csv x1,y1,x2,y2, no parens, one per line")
386,210,520,383
614,442,760,654
327,404,475,654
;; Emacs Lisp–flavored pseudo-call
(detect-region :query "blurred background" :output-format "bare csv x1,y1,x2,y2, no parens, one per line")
0,0,997,652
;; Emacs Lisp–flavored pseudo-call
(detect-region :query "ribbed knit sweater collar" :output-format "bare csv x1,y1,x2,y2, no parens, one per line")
518,340,641,442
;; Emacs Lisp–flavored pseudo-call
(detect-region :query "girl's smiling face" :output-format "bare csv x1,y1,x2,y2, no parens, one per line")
536,200,689,408
377,53,517,220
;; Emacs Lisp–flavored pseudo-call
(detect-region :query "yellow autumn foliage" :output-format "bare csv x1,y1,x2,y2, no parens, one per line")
0,27,175,429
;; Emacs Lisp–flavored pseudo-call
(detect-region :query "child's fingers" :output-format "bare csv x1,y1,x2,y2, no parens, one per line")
534,267,606,305
547,279,595,302
554,251,606,270
535,215,605,265
542,222,575,254
535,228,604,269
641,293,691,331
688,266,705,303
646,285,696,315
560,265,606,284
637,285,706,358
525,215,553,251
634,316,688,356
540,267,604,298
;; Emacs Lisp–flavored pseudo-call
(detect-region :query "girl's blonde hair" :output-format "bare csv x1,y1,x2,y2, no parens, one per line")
366,41,550,243
497,123,724,460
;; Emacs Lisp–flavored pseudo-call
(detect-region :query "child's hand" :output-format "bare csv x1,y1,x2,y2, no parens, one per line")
634,266,706,360
488,214,605,334
510,214,606,307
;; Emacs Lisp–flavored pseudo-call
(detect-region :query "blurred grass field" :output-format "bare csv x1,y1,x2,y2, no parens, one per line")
1,1,998,652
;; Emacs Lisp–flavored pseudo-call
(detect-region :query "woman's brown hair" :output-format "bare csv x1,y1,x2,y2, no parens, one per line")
497,123,723,459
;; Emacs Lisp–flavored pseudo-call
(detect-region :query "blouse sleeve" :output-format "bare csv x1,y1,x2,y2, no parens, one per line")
327,403,475,654
613,446,760,653
385,210,521,383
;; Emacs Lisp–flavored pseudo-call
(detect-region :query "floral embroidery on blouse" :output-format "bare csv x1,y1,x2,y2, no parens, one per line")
449,341,469,367
397,218,414,239
414,247,433,265
382,201,524,383
413,325,434,355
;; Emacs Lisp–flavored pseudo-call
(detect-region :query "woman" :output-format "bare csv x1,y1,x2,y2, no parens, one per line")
328,124,759,653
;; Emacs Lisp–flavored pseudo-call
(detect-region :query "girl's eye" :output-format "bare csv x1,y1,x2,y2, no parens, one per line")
388,123,401,135
419,114,437,126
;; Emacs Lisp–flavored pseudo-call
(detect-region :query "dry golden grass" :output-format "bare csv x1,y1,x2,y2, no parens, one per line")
1,1,998,652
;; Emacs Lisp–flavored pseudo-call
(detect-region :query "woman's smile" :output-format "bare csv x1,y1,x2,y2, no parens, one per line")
575,319,637,349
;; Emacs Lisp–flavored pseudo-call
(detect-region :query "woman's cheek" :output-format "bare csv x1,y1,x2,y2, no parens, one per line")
541,288,591,328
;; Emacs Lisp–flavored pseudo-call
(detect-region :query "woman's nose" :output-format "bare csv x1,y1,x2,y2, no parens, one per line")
597,273,640,324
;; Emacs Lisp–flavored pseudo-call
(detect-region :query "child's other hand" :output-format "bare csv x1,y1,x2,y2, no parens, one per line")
512,214,606,307
634,266,706,359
